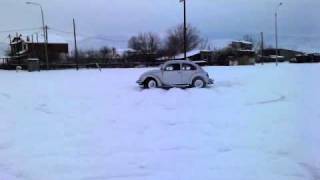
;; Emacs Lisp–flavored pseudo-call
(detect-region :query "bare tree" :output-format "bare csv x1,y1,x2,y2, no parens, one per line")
99,46,112,58
243,34,255,43
243,34,260,51
199,37,213,50
86,50,96,58
128,32,161,54
163,24,202,57
111,47,117,57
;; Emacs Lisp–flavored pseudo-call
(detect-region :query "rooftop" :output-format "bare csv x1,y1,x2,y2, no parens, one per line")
175,49,211,59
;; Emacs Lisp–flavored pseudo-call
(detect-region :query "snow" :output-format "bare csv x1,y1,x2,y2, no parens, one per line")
10,40,22,45
238,49,255,52
232,40,253,45
175,49,210,59
210,39,252,50
269,55,285,59
117,48,136,55
16,49,27,55
0,63,320,180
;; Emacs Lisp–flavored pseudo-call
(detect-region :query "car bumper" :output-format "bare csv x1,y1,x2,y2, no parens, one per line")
136,80,144,86
208,78,214,85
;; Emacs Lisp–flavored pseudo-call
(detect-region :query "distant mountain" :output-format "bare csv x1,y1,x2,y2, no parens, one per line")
210,37,320,54
0,34,128,57
76,35,128,51
280,37,320,54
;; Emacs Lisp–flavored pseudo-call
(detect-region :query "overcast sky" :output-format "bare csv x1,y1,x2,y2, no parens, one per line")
1,0,320,52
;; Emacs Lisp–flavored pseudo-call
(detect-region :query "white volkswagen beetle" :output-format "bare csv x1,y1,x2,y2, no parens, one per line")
136,60,214,88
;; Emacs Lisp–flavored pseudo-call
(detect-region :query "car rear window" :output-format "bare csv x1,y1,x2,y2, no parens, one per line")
165,64,181,71
182,63,197,71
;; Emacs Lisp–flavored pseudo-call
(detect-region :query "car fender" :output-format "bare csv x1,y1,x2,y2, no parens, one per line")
141,75,163,86
190,73,207,84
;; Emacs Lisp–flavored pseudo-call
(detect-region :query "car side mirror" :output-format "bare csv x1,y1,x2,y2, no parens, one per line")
160,65,164,71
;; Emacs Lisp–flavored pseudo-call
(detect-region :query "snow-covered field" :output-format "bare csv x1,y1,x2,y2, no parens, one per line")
0,63,320,180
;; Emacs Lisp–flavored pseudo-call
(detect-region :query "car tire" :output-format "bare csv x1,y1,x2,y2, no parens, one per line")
144,78,158,89
192,77,206,88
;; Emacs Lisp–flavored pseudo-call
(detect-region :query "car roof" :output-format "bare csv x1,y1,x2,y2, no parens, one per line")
164,60,198,65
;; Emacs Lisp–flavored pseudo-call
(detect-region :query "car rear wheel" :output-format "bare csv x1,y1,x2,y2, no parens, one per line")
192,78,206,88
145,79,158,89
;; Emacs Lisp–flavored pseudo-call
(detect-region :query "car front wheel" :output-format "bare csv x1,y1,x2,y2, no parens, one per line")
145,79,158,89
192,78,206,88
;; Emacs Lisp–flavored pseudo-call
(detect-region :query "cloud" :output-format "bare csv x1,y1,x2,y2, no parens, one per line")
0,0,319,52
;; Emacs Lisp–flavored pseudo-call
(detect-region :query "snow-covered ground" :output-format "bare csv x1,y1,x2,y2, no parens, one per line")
0,63,320,180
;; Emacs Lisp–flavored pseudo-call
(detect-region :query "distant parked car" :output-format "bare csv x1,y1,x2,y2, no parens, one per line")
136,60,214,88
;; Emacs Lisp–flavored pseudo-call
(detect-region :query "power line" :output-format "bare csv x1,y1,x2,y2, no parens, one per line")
1,26,128,44
0,27,42,34
49,27,128,43
49,27,73,35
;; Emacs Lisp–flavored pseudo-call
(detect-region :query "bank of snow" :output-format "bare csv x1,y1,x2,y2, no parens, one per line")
0,63,319,180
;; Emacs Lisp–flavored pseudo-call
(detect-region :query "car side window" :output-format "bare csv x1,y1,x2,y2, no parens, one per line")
182,63,196,71
164,63,181,71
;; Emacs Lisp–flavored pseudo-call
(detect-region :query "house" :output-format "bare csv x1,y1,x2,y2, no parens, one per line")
172,50,213,65
211,40,256,66
231,41,255,65
291,53,320,63
124,50,157,62
230,40,253,50
309,53,320,62
8,34,68,65
163,40,256,66
258,48,303,63
155,49,213,66
174,50,212,61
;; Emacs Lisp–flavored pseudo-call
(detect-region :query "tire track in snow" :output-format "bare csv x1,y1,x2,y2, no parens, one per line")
299,163,320,180
0,142,11,151
159,146,197,152
247,95,286,106
34,103,53,114
0,92,11,99
81,173,151,180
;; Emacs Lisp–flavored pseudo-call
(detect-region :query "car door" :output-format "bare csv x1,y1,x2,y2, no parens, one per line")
181,63,197,84
162,63,182,85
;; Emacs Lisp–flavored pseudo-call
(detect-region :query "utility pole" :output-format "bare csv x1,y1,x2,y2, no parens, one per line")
275,2,283,67
183,0,187,60
26,1,49,70
180,0,187,60
8,34,11,43
8,34,13,56
45,25,49,69
45,25,48,41
275,12,278,66
260,32,264,65
73,18,79,70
